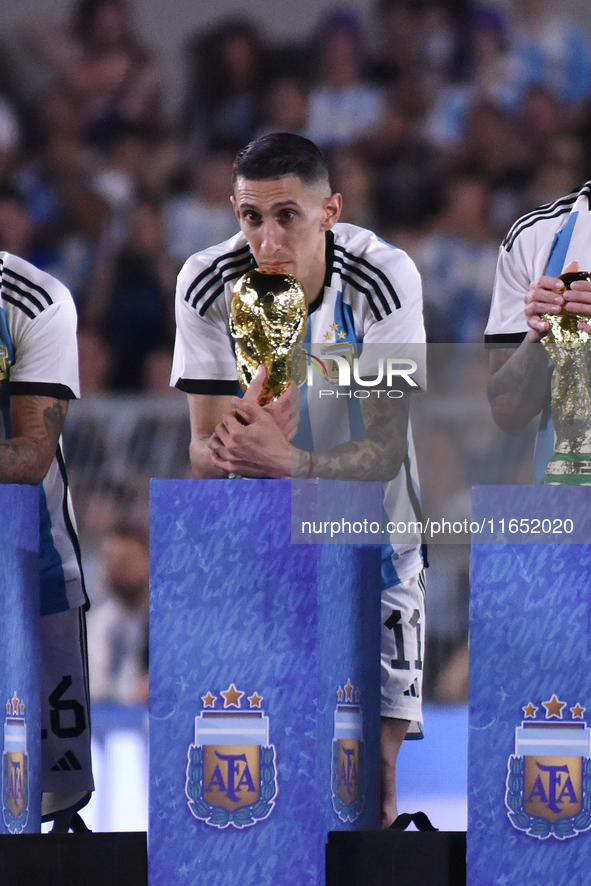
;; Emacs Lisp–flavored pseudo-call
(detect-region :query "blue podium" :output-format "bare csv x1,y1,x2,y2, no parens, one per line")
149,479,382,886
0,485,41,834
469,488,591,885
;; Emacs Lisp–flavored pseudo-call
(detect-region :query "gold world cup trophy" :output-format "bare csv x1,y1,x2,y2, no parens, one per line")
541,270,591,484
229,268,308,405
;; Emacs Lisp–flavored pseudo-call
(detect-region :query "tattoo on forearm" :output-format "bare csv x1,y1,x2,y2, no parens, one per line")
0,398,65,484
488,343,549,400
292,448,311,478
0,438,48,484
307,397,410,481
487,342,552,433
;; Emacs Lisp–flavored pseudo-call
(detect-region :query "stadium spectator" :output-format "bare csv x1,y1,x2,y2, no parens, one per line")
510,0,591,109
412,167,499,342
422,6,520,151
28,0,162,145
256,75,309,139
87,523,149,704
183,19,267,154
370,0,436,88
81,196,175,390
305,8,385,150
163,149,238,267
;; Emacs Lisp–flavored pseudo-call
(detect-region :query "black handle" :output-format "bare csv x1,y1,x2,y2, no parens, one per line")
389,811,439,831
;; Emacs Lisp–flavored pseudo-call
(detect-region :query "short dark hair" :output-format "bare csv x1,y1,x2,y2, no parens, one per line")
232,132,331,189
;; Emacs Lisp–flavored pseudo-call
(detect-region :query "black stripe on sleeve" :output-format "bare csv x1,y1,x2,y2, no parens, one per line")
197,267,256,316
2,293,36,319
484,332,527,348
175,378,240,395
3,279,45,313
340,272,382,321
501,186,591,252
336,257,393,317
334,244,401,309
3,267,53,306
190,255,255,311
196,282,225,315
503,205,573,253
185,246,252,304
9,381,77,399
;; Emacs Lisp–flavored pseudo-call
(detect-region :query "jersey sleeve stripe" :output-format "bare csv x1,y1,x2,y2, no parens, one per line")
175,378,239,395
189,257,255,311
484,332,527,347
3,267,53,305
191,260,254,311
2,278,45,313
188,254,253,307
334,255,394,317
197,282,225,315
197,266,256,316
184,245,252,303
502,204,573,252
339,272,382,320
501,189,587,252
9,381,77,399
334,244,401,309
2,292,36,319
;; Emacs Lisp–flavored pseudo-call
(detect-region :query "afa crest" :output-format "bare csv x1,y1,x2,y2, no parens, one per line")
331,679,365,823
2,692,29,834
185,683,277,829
506,694,591,840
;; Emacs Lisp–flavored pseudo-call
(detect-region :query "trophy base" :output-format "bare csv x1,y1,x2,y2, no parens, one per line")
541,452,591,485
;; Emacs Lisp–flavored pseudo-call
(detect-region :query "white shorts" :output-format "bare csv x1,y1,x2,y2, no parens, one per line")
41,606,94,801
381,571,425,735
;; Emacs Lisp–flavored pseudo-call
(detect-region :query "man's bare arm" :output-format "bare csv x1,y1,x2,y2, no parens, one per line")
188,394,235,478
487,342,550,435
188,369,300,478
210,390,412,481
0,396,68,485
306,394,411,481
489,259,591,434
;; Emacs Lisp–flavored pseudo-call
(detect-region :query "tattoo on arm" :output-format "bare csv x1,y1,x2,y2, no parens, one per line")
42,400,66,440
308,395,410,481
488,343,548,399
0,397,66,485
487,343,550,432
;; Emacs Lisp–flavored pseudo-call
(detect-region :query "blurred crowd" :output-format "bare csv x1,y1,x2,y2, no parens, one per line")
1,0,590,393
2,0,589,703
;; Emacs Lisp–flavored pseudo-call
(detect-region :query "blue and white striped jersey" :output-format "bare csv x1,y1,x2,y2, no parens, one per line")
0,252,85,615
486,183,591,343
172,223,426,585
485,182,591,482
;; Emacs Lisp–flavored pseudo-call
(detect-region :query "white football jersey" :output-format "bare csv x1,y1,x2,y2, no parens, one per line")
485,183,591,344
485,183,591,482
0,252,85,614
172,224,427,585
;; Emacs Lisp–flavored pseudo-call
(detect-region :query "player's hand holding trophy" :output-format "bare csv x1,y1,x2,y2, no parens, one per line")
541,267,591,484
225,269,307,478
230,268,307,404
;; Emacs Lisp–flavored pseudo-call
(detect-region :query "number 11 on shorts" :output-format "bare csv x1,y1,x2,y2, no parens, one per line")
384,609,423,671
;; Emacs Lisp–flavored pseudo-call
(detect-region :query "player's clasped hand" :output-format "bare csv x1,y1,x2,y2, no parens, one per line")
208,365,299,477
209,399,293,477
525,260,591,340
